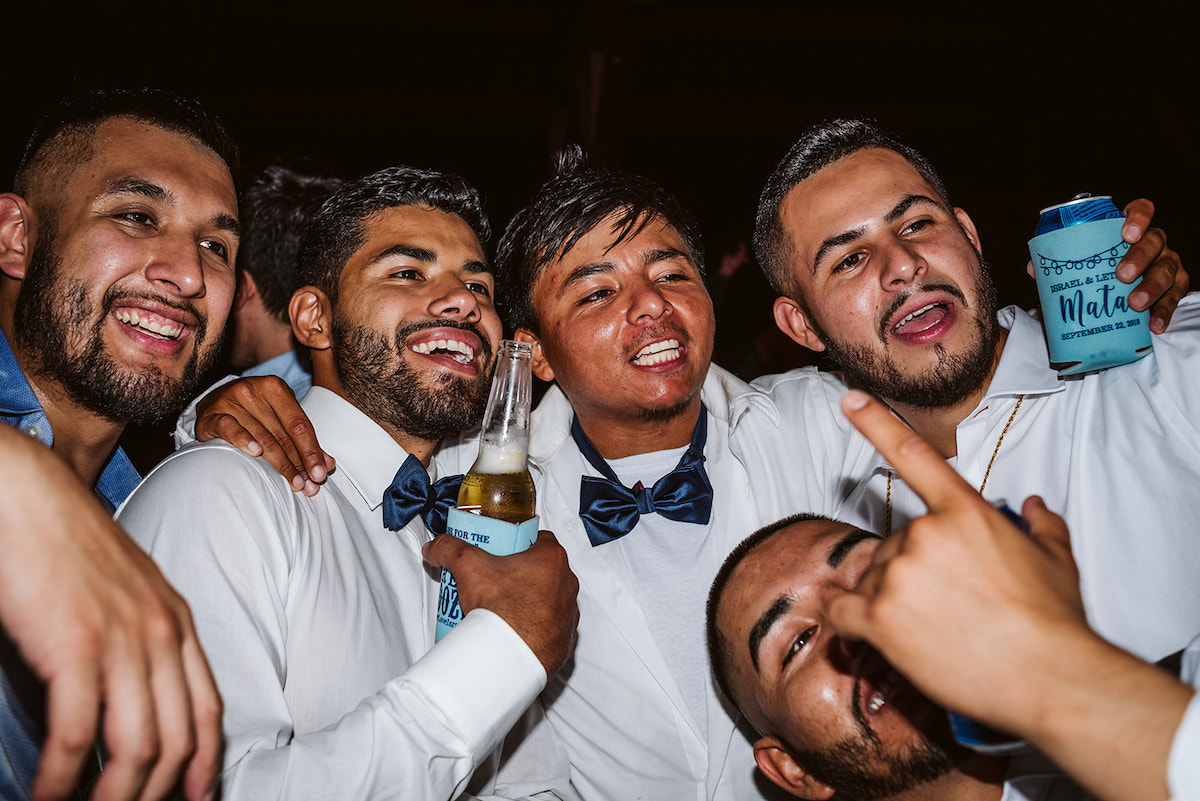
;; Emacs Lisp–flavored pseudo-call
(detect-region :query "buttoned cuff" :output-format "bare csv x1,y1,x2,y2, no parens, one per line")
401,610,546,758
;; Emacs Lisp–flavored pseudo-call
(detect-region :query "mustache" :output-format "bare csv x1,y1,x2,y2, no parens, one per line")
877,282,968,342
395,317,494,362
101,287,203,325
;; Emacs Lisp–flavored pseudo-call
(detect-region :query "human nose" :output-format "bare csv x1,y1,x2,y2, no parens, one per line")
144,234,207,298
428,274,480,322
626,278,670,323
879,240,926,290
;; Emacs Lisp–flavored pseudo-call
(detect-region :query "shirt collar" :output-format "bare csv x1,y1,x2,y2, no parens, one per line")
0,327,43,419
985,305,1065,402
300,387,438,512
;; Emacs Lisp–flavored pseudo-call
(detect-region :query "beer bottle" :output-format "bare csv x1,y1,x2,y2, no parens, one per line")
456,339,536,522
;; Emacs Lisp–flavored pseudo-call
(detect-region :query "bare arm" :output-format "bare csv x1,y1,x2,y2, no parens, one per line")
0,425,221,801
830,390,1194,801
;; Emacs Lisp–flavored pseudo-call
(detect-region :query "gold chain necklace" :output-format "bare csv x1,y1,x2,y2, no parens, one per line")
883,394,1025,537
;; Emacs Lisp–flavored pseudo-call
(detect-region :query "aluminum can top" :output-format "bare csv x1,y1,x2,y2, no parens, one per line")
1033,194,1123,236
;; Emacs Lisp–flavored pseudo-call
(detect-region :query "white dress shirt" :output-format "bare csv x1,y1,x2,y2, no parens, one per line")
119,387,567,801
440,365,856,801
839,296,1200,663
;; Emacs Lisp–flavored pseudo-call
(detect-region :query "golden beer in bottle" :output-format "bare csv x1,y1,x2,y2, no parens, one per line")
456,339,536,522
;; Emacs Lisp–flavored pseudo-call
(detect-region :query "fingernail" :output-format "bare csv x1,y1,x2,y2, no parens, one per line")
842,389,871,410
1151,316,1166,335
303,479,319,497
1129,290,1148,310
1123,222,1142,242
291,474,305,491
1116,262,1137,283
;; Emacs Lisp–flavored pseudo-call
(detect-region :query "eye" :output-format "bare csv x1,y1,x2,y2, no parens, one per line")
200,239,230,262
831,252,864,274
115,210,156,228
466,280,492,298
781,626,816,669
390,268,423,280
902,218,932,235
579,287,613,305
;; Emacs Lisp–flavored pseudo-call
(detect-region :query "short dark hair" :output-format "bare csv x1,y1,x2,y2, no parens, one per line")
14,87,239,215
753,118,951,299
239,162,343,322
297,165,490,304
706,512,838,712
495,145,706,334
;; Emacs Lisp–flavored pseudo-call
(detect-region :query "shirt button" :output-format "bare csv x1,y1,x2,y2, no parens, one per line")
24,425,40,439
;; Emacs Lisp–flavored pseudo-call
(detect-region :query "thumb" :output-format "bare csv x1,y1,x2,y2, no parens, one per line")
1019,495,1072,560
422,532,478,569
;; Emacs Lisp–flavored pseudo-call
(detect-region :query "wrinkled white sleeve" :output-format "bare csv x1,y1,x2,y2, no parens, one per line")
172,374,239,449
735,367,868,522
117,446,551,801
1169,635,1200,801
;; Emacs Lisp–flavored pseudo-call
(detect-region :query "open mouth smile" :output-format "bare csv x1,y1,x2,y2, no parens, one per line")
632,338,681,366
410,337,475,364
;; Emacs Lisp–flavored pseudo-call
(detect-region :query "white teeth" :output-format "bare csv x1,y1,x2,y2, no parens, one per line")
632,338,680,366
411,338,475,362
114,310,182,340
894,303,939,331
867,690,886,715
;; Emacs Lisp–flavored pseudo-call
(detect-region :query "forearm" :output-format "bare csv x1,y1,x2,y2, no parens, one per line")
1013,627,1193,801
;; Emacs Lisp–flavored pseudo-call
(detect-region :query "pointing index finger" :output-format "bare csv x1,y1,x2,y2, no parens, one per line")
840,389,975,512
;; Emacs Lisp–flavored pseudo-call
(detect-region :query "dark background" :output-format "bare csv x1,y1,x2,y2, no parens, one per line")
7,1,1196,463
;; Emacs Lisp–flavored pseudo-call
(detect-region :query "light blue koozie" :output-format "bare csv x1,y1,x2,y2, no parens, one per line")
435,507,539,641
1028,217,1152,376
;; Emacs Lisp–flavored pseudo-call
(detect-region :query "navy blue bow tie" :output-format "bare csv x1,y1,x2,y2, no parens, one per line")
572,405,713,547
382,454,464,534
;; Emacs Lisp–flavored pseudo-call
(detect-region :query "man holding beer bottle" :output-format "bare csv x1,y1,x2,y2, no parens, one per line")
117,166,579,800
183,143,1185,799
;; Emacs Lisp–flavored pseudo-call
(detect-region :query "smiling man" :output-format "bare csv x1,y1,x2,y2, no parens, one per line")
707,513,1087,801
116,166,579,800
0,87,239,801
753,118,1200,664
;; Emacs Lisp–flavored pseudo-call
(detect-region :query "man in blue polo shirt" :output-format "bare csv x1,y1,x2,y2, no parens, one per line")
0,87,236,801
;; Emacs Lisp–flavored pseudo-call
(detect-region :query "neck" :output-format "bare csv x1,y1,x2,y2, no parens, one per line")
884,755,1008,801
25,371,125,488
883,330,1008,459
575,396,703,460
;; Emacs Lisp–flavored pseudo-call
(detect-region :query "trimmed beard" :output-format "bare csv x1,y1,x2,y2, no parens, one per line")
331,315,493,443
810,251,1001,410
12,223,216,426
784,675,958,800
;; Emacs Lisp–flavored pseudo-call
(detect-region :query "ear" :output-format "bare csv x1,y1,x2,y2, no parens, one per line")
753,737,835,801
234,270,260,310
0,194,32,281
773,295,826,352
514,327,555,382
953,207,983,253
290,286,332,350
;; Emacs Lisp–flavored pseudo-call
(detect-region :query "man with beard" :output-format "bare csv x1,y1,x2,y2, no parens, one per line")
116,166,579,800
0,87,236,801
181,147,1185,801
709,390,1200,801
750,118,1200,665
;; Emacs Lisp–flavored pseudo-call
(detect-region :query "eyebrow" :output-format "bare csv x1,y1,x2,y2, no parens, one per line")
827,527,882,569
811,193,944,274
748,596,792,673
373,244,489,276
101,177,241,238
555,247,691,300
746,527,882,672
